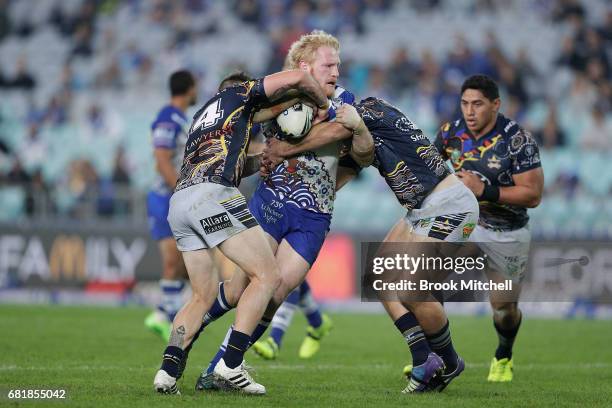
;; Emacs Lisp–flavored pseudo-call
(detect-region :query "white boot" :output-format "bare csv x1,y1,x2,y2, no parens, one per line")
213,358,266,395
153,369,180,395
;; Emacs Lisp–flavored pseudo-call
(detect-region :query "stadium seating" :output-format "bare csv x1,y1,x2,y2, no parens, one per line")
0,0,610,239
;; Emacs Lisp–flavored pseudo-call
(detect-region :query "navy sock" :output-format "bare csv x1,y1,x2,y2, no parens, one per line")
299,281,323,328
287,288,301,306
269,327,285,347
494,314,522,360
298,281,313,299
249,317,272,346
394,312,431,366
160,346,184,378
202,282,233,328
223,330,251,369
305,310,322,328
270,290,300,347
181,282,233,374
426,320,458,371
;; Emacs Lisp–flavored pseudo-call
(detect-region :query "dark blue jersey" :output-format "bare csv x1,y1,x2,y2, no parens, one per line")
176,79,269,190
345,97,451,211
434,114,541,231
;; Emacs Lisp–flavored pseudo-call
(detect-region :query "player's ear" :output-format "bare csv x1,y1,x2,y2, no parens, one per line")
298,60,310,72
493,98,501,113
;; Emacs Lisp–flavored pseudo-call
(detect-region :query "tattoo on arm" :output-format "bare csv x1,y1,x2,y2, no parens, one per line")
296,75,328,108
169,325,186,348
267,76,327,108
268,85,298,102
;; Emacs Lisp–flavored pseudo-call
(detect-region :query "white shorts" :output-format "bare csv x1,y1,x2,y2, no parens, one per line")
168,183,258,251
406,182,479,243
469,224,531,280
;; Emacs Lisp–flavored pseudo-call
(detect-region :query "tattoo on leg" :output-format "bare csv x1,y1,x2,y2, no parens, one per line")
169,325,186,348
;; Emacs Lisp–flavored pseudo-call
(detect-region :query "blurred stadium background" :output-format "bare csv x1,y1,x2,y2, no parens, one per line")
0,0,611,316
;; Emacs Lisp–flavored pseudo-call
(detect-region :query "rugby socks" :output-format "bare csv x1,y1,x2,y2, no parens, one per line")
299,281,323,328
159,279,185,322
426,320,458,371
395,312,431,366
160,346,184,378
202,282,233,328
223,329,251,369
250,317,272,345
182,282,233,369
206,325,232,375
270,290,300,347
494,313,522,360
206,317,273,372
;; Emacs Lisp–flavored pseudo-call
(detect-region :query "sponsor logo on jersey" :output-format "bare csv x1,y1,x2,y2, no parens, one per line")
200,213,232,234
395,116,417,133
487,155,501,170
462,222,476,239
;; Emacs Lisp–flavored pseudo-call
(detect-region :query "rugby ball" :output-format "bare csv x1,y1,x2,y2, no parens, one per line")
276,102,314,140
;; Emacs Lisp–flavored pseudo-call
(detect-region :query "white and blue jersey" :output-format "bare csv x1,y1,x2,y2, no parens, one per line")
260,86,355,214
147,105,188,240
248,86,355,265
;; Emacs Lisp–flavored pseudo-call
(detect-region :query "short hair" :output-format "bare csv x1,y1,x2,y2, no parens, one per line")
284,30,340,70
169,70,195,96
461,74,500,101
218,71,253,91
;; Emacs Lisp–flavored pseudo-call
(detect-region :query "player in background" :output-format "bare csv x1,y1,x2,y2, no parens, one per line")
252,279,330,360
145,70,197,341
263,98,479,393
152,68,330,395
432,74,543,382
194,30,374,390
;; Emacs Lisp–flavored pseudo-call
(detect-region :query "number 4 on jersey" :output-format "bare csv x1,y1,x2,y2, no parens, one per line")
191,99,224,132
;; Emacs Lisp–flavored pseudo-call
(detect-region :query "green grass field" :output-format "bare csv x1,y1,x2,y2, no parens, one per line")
1,305,611,407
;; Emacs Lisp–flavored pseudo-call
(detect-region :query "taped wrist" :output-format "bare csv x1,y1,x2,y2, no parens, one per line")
480,184,500,202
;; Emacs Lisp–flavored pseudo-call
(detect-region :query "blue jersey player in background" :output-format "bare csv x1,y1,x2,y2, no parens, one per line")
144,70,197,341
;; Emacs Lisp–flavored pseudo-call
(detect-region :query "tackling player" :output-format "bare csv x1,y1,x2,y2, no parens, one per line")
433,74,543,382
264,98,480,393
152,68,330,395
144,70,196,341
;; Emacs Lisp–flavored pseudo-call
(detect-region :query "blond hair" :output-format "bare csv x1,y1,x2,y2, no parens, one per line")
284,30,340,70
